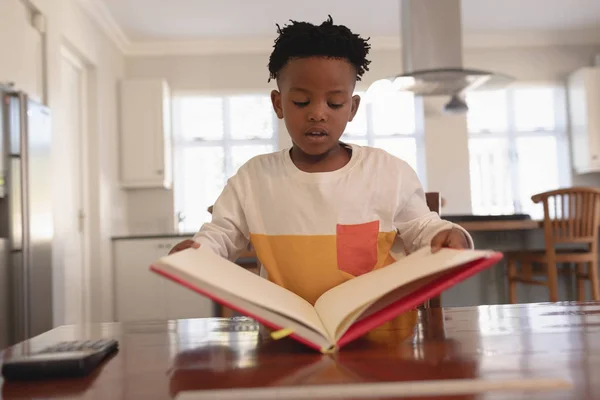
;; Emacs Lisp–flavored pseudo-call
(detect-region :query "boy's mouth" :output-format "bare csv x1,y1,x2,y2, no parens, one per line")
304,128,329,144
306,132,327,137
304,127,329,138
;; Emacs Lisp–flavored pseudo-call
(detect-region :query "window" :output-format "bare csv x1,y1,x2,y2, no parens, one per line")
173,94,278,232
467,86,571,219
342,86,422,179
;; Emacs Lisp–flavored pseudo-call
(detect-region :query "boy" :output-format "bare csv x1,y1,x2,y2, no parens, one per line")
170,16,473,305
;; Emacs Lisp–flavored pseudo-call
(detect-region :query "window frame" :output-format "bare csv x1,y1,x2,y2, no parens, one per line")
467,83,572,216
171,91,279,231
343,90,426,183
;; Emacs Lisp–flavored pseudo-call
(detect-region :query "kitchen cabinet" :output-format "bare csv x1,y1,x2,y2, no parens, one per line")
567,67,600,174
0,0,44,101
119,79,172,188
113,237,213,322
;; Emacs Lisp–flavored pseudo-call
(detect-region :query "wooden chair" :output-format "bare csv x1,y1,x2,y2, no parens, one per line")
423,192,442,308
506,187,600,303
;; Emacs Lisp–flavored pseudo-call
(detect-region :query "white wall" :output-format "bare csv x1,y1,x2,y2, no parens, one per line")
125,45,600,93
124,43,600,232
50,0,127,323
1,0,127,323
126,188,175,233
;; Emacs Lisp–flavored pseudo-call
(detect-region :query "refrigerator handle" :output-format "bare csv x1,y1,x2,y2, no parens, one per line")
13,93,31,341
19,92,30,341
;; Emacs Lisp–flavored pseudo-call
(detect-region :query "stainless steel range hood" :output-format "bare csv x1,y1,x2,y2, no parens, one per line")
381,0,513,111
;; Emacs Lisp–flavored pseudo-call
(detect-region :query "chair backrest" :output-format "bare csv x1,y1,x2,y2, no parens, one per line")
423,192,442,308
425,192,441,215
533,187,600,248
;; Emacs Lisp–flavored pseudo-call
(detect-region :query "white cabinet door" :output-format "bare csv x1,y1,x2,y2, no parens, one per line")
164,276,214,320
113,238,214,322
568,67,600,174
119,79,172,188
149,239,214,320
113,239,169,322
0,0,44,101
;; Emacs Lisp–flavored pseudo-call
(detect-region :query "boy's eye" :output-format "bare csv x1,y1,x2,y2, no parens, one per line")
292,101,309,107
329,103,344,109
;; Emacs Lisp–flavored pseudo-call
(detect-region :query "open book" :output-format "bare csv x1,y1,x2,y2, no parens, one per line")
150,246,502,353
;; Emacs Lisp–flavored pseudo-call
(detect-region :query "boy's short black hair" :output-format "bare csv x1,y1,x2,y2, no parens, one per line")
268,15,371,82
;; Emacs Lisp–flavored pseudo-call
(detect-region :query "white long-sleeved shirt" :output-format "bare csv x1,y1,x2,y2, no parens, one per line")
194,143,473,304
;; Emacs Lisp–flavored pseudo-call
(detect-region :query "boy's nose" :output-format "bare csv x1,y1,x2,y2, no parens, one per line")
308,105,327,122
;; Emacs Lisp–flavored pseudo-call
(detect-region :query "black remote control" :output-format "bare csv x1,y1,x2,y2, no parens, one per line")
1,339,119,381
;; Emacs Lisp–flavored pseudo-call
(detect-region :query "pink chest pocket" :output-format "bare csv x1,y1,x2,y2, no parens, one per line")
336,220,379,276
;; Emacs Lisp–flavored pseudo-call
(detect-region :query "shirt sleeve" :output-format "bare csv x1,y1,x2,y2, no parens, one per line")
393,165,474,253
192,176,250,261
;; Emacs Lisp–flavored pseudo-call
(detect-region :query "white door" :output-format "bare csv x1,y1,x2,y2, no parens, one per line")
52,46,89,326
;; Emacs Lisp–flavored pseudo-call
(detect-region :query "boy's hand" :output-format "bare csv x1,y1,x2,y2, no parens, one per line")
169,239,200,255
430,228,469,253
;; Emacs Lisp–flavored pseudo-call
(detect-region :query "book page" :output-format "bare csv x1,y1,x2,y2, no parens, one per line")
314,247,497,340
153,266,332,350
333,270,451,337
153,247,331,341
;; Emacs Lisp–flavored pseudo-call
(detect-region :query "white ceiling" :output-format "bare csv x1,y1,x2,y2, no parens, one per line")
99,0,600,42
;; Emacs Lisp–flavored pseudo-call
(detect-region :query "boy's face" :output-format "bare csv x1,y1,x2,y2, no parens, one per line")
271,57,360,157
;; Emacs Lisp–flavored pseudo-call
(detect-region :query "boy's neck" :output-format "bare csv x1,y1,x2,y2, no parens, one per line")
290,143,351,173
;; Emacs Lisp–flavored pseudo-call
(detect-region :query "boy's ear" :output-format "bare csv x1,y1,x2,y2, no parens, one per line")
349,94,361,121
271,90,284,119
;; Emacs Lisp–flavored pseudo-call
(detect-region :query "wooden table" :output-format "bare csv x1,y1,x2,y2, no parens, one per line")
456,219,542,232
1,302,599,399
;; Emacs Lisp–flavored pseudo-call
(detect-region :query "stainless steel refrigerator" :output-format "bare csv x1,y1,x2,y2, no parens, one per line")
0,84,53,350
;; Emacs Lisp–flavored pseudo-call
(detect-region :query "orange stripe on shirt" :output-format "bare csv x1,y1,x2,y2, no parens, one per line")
250,230,397,305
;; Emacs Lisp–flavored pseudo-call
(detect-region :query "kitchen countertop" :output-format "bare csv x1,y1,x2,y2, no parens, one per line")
443,214,542,231
454,219,541,231
111,233,195,241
